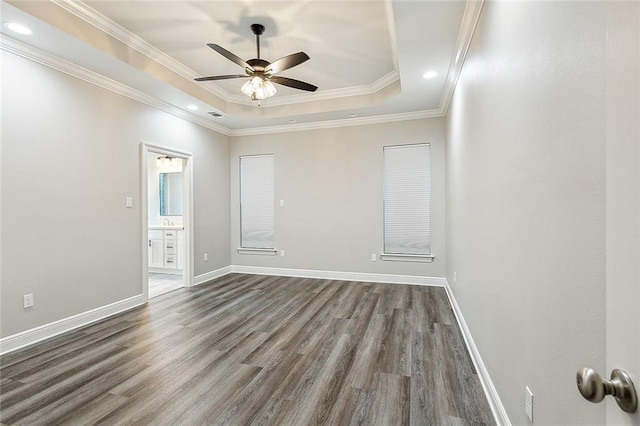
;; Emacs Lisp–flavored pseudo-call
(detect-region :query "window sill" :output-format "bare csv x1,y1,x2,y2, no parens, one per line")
380,253,435,263
237,247,278,255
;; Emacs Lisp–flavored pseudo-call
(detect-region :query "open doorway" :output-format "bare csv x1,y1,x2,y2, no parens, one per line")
141,143,193,301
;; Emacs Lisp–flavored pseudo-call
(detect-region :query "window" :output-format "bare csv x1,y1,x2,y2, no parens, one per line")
240,154,275,249
383,144,431,256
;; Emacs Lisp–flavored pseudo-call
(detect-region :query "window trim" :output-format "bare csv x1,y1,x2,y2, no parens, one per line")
380,253,435,262
237,247,278,255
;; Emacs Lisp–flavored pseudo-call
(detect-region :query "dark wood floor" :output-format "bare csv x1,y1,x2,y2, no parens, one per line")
0,274,494,425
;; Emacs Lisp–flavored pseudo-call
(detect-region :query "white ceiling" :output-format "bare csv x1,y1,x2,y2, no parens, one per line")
1,0,475,134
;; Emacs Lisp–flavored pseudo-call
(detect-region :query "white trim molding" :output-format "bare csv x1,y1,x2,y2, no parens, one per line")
193,265,233,286
237,248,278,255
140,142,194,301
50,0,230,103
0,294,144,356
440,0,486,115
0,265,507,426
443,280,511,426
1,35,443,138
231,71,400,108
51,0,401,109
228,264,507,426
3,0,484,138
230,265,447,287
230,110,442,137
379,253,435,263
0,35,232,137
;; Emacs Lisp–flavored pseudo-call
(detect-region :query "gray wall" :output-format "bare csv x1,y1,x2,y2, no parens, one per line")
1,50,230,338
446,2,606,424
230,119,446,278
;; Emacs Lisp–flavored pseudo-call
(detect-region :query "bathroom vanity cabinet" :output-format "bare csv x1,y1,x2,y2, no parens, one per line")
148,227,184,274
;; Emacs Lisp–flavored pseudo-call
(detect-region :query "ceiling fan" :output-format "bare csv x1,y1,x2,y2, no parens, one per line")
195,23,318,102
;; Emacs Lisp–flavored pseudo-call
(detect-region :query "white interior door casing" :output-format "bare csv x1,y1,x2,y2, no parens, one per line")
605,3,640,424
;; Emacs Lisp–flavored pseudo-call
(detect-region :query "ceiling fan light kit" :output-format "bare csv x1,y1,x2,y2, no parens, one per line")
241,76,277,100
195,23,317,104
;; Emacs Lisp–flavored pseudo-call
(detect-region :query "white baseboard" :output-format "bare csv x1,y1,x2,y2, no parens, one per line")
193,265,232,286
443,281,511,426
0,266,506,426
230,265,447,287
0,294,144,356
223,266,507,425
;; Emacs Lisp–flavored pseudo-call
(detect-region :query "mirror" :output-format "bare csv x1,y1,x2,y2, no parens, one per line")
159,172,183,216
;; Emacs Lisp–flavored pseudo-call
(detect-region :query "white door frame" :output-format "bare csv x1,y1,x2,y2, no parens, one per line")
140,142,194,302
604,3,640,424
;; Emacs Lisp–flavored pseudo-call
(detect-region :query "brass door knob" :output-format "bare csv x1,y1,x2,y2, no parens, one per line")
577,367,637,413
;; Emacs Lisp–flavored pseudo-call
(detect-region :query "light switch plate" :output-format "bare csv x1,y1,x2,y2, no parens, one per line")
125,197,133,208
23,293,34,308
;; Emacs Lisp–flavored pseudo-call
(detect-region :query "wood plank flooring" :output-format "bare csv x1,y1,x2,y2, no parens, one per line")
0,274,494,425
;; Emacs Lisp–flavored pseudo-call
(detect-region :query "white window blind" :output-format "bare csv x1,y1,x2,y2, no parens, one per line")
240,154,274,249
383,144,431,255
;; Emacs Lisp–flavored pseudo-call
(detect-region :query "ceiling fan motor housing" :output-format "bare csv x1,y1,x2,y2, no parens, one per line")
246,59,270,73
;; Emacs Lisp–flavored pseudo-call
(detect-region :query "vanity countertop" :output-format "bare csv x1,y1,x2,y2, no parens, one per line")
149,226,184,230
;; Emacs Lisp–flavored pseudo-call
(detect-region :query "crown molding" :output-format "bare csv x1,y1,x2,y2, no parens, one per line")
0,34,232,136
384,0,400,73
439,0,485,115
2,34,441,138
51,0,401,109
229,109,444,137
50,0,231,103
4,0,486,137
227,70,400,108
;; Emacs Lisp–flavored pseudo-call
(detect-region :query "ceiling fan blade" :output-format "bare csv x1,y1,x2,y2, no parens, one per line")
265,52,310,74
195,74,247,82
270,76,318,92
207,44,254,72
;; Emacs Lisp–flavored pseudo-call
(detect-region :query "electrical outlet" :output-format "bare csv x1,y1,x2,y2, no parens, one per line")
525,386,534,422
371,253,377,262
204,253,208,262
280,250,285,257
279,200,285,207
23,294,34,308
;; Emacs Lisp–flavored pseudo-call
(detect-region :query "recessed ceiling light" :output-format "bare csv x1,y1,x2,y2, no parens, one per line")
289,119,297,124
349,113,358,118
3,22,32,35
423,70,438,79
186,104,199,111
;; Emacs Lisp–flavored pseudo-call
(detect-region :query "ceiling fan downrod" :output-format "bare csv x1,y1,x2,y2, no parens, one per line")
251,23,265,59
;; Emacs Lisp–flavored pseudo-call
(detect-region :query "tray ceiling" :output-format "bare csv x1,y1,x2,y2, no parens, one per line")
1,0,478,133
